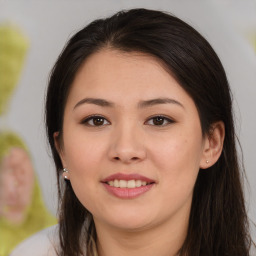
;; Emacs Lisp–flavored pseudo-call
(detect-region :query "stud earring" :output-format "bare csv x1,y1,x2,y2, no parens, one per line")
206,160,209,164
63,168,69,179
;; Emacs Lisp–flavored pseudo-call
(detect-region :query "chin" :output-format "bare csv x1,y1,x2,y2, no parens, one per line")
112,221,151,232
100,211,156,232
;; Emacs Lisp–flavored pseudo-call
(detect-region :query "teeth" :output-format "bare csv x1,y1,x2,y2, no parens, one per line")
119,180,127,188
127,180,136,188
114,179,119,187
107,179,150,188
142,181,147,186
135,180,142,187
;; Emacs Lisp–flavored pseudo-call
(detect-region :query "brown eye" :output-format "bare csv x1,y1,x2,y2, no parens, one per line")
93,117,105,126
145,115,174,126
152,116,165,125
82,115,110,127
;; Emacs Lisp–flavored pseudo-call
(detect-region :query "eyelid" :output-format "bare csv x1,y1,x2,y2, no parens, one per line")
80,114,111,126
144,115,175,126
80,114,175,127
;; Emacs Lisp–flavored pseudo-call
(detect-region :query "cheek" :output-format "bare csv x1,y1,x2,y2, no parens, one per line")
64,135,107,175
149,130,203,198
62,133,109,210
151,131,203,171
19,177,34,206
0,174,10,200
64,140,107,214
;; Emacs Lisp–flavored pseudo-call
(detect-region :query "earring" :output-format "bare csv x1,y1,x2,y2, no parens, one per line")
206,160,209,164
63,168,69,179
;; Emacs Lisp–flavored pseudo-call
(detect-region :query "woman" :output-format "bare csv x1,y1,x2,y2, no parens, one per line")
0,132,56,256
11,8,254,256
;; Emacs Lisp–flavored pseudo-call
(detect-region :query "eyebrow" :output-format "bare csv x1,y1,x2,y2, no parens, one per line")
74,98,114,109
73,97,184,110
138,98,184,109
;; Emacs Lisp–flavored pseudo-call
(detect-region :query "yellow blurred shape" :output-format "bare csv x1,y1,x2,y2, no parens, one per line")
0,24,29,115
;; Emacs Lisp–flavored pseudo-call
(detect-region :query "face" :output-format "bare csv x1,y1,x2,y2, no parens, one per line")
0,147,34,224
58,49,209,232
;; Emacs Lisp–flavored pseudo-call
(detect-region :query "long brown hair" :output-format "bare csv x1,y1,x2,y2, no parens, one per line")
45,8,253,256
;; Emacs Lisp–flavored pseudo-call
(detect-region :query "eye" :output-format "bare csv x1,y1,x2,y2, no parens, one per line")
145,115,174,126
81,115,110,127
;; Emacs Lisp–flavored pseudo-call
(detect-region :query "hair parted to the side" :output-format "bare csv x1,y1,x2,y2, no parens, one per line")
45,8,253,256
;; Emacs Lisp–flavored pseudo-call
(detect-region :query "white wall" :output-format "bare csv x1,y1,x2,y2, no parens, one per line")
0,0,255,224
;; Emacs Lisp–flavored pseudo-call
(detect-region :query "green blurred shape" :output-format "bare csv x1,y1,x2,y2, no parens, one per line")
0,131,57,256
0,24,29,115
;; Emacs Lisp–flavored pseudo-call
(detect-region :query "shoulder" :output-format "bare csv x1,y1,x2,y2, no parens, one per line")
10,225,59,256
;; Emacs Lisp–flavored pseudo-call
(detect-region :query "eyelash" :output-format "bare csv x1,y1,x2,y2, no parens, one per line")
81,115,174,127
145,115,174,126
81,115,110,127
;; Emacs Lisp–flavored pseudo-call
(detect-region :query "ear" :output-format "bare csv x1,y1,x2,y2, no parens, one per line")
53,132,69,179
200,121,225,169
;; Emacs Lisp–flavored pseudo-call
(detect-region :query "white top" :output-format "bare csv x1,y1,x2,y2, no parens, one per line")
10,224,256,256
10,225,59,256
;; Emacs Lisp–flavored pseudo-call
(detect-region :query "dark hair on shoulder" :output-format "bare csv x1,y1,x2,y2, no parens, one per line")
45,8,253,256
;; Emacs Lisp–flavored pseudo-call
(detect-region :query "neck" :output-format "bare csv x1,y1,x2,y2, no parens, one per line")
94,210,189,256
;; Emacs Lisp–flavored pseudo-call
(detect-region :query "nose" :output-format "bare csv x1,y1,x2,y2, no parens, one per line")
108,124,146,164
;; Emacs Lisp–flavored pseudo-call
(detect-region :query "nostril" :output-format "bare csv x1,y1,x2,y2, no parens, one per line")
113,156,139,162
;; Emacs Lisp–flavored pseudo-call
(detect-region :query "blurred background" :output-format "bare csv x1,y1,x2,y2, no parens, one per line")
0,0,255,249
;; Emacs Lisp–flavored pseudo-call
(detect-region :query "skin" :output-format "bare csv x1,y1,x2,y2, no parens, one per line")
56,49,224,256
0,148,34,224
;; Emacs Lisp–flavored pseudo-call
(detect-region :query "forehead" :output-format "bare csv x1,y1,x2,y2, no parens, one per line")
66,49,193,108
75,49,170,83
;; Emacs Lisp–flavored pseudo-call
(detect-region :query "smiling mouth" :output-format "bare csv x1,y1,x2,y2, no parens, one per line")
101,173,155,199
106,179,154,188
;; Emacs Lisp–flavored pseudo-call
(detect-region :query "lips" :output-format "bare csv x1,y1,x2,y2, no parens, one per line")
101,173,155,199
102,173,155,183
